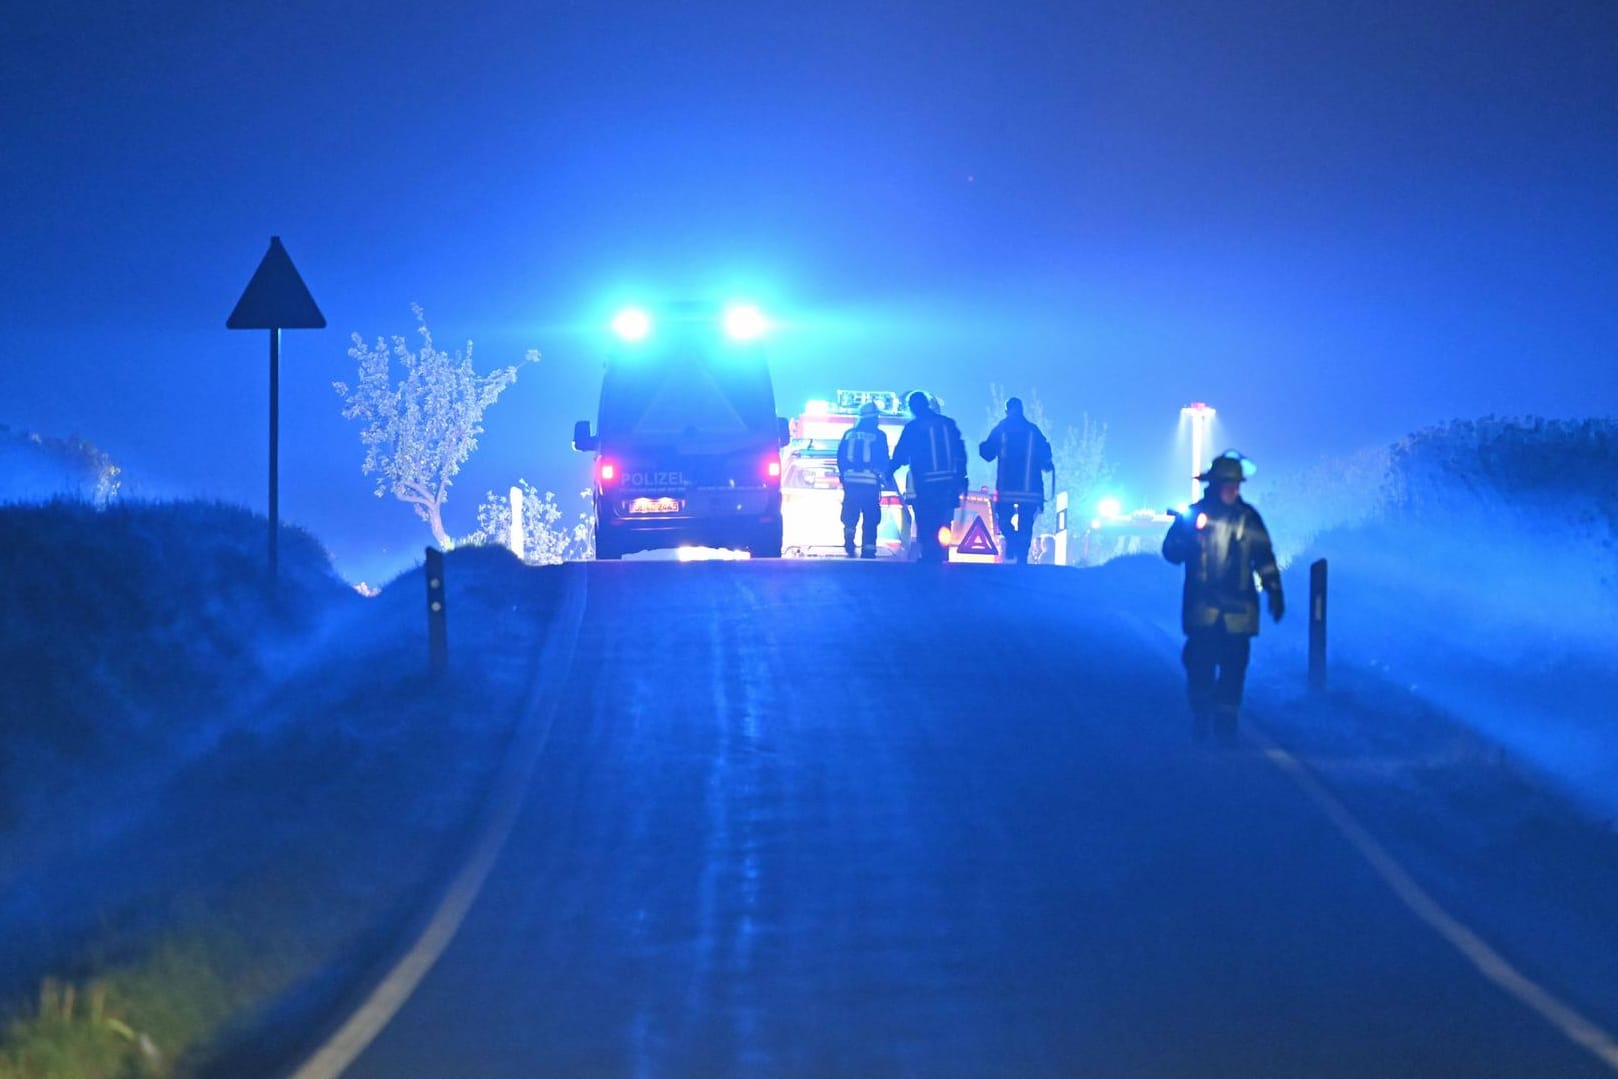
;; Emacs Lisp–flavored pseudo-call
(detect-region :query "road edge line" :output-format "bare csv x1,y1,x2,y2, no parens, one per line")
1249,724,1618,1072
287,563,589,1079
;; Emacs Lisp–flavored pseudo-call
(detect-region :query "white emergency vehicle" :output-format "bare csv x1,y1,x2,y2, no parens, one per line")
780,390,910,558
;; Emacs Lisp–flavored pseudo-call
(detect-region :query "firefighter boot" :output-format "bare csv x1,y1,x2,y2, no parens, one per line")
843,527,856,558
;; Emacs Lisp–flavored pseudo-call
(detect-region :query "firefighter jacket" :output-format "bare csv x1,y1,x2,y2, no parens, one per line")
891,411,968,497
837,418,892,491
979,417,1054,505
1161,496,1282,637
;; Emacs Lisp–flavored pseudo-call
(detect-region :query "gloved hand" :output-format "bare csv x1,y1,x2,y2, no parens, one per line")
1268,589,1286,623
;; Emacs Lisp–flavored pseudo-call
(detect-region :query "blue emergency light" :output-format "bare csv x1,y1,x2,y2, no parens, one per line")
610,307,653,342
722,303,770,341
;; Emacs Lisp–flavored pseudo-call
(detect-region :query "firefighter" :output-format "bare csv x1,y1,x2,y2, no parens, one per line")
836,401,893,558
979,397,1054,564
891,390,968,563
1161,452,1285,743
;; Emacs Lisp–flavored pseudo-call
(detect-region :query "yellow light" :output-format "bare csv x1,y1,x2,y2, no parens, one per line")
937,525,954,546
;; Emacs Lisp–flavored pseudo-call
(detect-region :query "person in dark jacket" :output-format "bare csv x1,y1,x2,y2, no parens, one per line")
1162,452,1284,743
979,397,1054,564
890,390,968,563
836,402,893,558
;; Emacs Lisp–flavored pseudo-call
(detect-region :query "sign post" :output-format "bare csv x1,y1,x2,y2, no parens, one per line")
227,237,326,585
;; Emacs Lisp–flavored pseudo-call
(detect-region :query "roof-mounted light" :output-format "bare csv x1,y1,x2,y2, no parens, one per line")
611,307,653,342
722,303,769,341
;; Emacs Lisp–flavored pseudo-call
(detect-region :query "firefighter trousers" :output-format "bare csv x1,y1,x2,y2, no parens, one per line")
993,499,1041,563
1182,625,1252,724
911,489,960,563
840,487,881,557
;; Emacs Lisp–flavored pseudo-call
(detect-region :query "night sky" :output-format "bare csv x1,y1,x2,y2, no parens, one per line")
3,2,1614,582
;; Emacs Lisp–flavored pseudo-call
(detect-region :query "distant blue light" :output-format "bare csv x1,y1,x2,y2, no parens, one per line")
722,303,769,341
611,307,653,342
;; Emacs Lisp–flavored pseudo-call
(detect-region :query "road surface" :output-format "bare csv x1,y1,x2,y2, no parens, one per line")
334,559,1616,1077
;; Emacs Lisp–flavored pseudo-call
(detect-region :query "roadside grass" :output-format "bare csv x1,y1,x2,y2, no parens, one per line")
0,928,312,1079
0,502,552,1078
0,640,536,1077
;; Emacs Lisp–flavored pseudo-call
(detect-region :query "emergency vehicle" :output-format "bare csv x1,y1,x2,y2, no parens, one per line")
780,390,909,558
1077,501,1176,565
573,303,790,559
780,390,1007,562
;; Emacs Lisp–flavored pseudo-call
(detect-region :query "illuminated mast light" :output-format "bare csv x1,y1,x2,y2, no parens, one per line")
1180,402,1216,504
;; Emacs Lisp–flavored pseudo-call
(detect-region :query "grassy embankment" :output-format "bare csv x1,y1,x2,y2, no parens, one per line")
0,502,548,1077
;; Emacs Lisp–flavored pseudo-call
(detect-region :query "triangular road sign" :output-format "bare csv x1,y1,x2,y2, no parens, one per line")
227,236,326,330
957,514,998,556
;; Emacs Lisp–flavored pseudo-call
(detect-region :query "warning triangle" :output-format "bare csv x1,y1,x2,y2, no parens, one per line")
957,514,998,556
227,237,326,330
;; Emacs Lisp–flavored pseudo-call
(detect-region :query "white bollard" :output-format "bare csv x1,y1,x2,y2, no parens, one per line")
1053,490,1069,566
508,485,525,561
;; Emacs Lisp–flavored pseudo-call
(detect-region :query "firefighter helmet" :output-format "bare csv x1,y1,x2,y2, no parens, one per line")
1197,453,1249,484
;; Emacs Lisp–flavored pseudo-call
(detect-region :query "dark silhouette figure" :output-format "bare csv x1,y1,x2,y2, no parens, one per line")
836,402,893,558
979,397,1054,564
891,391,967,563
1162,453,1284,743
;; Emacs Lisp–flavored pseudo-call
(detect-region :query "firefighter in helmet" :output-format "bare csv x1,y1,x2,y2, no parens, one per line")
979,397,1054,564
1161,452,1284,743
890,390,968,563
836,401,894,558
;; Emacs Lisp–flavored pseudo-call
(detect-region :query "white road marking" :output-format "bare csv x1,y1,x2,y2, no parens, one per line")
1251,727,1618,1072
288,566,589,1079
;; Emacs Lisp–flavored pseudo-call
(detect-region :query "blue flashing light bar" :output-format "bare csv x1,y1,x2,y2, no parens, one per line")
611,307,653,342
722,303,769,341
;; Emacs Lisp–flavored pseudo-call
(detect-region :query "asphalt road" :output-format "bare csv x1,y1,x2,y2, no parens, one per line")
340,560,1615,1077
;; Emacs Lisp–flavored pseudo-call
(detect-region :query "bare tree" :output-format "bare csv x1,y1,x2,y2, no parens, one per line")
335,306,535,548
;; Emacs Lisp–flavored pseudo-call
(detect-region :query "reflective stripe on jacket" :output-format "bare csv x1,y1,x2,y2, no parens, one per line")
892,413,967,492
837,425,890,488
979,418,1053,503
1161,497,1282,637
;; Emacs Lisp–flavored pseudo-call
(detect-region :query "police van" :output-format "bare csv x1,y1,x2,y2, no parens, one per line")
572,302,790,560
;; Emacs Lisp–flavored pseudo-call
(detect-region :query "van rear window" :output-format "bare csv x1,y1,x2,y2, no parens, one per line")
599,358,775,440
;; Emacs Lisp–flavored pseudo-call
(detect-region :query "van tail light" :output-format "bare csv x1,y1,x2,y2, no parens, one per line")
598,460,618,485
766,458,782,482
